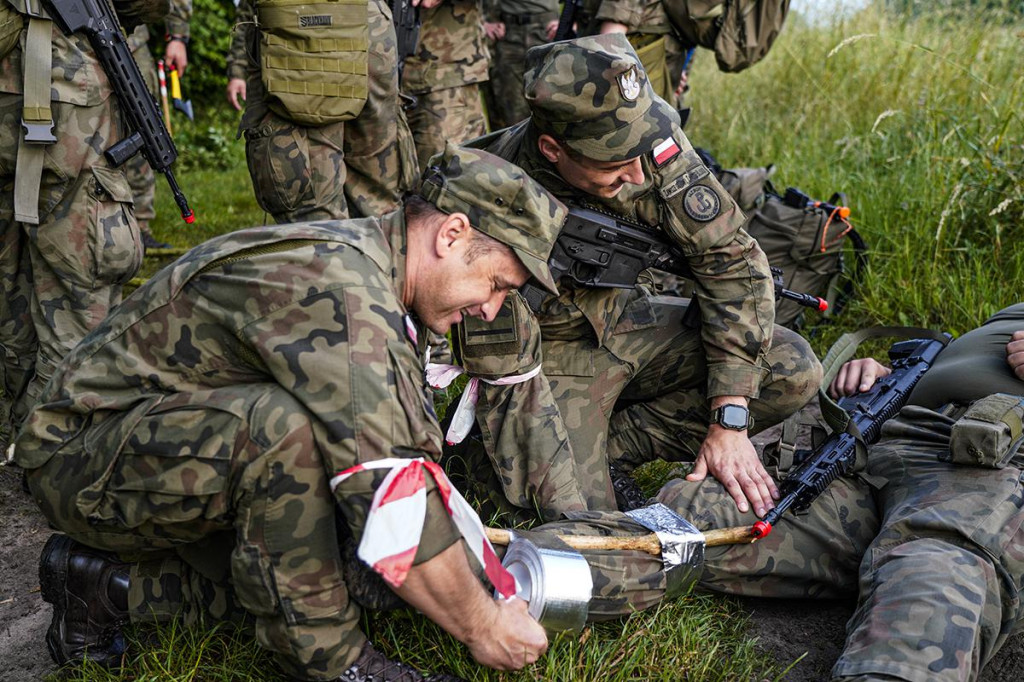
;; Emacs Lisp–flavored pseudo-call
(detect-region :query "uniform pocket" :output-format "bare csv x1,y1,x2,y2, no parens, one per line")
245,121,312,217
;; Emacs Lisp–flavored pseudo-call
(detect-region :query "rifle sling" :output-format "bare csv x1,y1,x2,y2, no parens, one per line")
14,3,54,225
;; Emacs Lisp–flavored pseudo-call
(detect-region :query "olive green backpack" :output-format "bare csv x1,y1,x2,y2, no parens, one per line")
698,148,868,331
663,0,791,73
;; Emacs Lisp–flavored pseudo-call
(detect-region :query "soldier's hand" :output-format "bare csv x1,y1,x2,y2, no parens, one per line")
545,20,559,41
484,21,506,41
467,597,548,670
687,427,778,517
828,358,891,398
1007,331,1024,380
164,40,188,75
227,78,247,111
413,0,443,8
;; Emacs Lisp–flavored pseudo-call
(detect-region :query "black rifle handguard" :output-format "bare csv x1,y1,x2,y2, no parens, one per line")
43,0,194,223
751,334,951,539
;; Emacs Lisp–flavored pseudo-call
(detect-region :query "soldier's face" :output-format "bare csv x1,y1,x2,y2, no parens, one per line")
538,135,645,198
414,226,530,334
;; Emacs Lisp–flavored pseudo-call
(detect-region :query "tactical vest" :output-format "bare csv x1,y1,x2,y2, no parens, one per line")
255,0,369,126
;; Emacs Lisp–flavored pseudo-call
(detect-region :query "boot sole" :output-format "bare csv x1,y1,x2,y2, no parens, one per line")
39,533,75,666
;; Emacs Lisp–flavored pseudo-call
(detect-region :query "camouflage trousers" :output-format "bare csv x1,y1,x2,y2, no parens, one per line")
0,95,141,454
830,405,1024,682
24,384,457,680
485,16,556,130
244,0,418,223
541,296,821,510
404,83,487,172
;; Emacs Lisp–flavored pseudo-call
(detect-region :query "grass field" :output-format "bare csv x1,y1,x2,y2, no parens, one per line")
59,3,1022,681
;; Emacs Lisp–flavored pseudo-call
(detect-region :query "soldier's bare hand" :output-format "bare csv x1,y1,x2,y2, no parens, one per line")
227,78,247,111
484,21,506,41
164,40,188,75
413,0,443,8
1007,331,1024,380
467,597,547,670
545,20,559,41
829,358,890,398
687,427,778,517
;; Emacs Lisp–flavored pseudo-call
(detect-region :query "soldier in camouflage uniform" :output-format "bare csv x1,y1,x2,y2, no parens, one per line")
482,0,559,130
16,145,566,680
656,303,1024,681
0,0,165,456
402,0,490,170
453,34,820,523
124,0,191,250
233,0,419,222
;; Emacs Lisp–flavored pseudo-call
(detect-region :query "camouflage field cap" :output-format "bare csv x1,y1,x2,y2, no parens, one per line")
524,33,678,162
420,142,567,295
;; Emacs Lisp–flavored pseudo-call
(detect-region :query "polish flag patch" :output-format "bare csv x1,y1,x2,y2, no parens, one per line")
652,137,681,167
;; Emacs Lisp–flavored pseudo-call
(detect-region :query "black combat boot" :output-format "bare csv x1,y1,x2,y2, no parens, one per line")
609,464,647,512
337,641,463,682
39,534,130,668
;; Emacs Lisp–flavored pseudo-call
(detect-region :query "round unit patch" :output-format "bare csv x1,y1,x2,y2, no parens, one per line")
683,185,721,222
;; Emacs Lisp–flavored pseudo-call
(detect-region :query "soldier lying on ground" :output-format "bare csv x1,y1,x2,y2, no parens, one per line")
653,303,1024,681
450,33,820,522
14,145,566,682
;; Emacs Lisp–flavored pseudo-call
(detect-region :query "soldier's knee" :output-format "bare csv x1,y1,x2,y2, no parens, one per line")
763,326,822,409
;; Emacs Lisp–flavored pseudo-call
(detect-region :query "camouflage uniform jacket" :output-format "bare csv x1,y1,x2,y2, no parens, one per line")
16,212,449,531
226,0,252,82
402,0,489,94
484,120,775,398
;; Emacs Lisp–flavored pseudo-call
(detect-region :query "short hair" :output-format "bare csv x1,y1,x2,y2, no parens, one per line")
404,193,513,264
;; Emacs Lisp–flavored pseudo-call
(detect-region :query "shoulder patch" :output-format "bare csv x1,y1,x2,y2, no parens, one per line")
683,185,721,222
652,137,681,167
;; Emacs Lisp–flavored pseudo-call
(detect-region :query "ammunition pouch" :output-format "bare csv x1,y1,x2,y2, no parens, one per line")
256,0,369,126
944,393,1024,469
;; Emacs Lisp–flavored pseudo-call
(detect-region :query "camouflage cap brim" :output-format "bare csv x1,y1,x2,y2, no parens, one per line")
513,247,560,296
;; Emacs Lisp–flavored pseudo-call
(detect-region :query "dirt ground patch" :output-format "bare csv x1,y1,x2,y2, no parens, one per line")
2,436,1023,681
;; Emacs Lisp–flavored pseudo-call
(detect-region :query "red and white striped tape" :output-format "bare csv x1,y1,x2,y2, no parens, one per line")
425,363,541,445
331,458,517,599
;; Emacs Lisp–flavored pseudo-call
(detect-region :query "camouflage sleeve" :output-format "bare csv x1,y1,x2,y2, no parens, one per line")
647,127,775,399
402,0,490,93
591,0,649,30
457,295,589,521
226,0,254,81
247,286,456,549
164,0,191,39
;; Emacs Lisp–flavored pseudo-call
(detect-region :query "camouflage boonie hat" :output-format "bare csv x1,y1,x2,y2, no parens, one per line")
420,142,567,295
524,33,679,162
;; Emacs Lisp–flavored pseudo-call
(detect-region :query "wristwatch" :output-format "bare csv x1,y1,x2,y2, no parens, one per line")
710,404,753,431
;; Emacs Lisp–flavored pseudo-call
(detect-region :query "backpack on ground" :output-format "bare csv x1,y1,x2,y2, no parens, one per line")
698,148,868,331
663,0,791,73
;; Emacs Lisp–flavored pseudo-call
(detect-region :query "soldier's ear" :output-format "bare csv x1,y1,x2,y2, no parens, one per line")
537,134,564,164
435,212,472,258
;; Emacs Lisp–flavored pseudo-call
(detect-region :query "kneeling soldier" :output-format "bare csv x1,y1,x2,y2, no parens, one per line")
15,145,565,681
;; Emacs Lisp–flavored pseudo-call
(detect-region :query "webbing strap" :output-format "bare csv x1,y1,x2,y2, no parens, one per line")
263,34,367,52
14,11,54,225
265,78,368,99
264,54,367,74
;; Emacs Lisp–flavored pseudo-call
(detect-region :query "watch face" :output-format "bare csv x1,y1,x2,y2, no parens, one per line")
718,404,749,430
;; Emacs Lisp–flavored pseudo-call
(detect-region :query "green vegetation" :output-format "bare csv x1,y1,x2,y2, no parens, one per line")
61,3,1021,680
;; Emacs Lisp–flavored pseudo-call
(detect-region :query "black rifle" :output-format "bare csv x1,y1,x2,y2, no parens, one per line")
750,334,951,539
553,0,583,41
392,0,420,78
520,205,828,314
43,0,194,224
